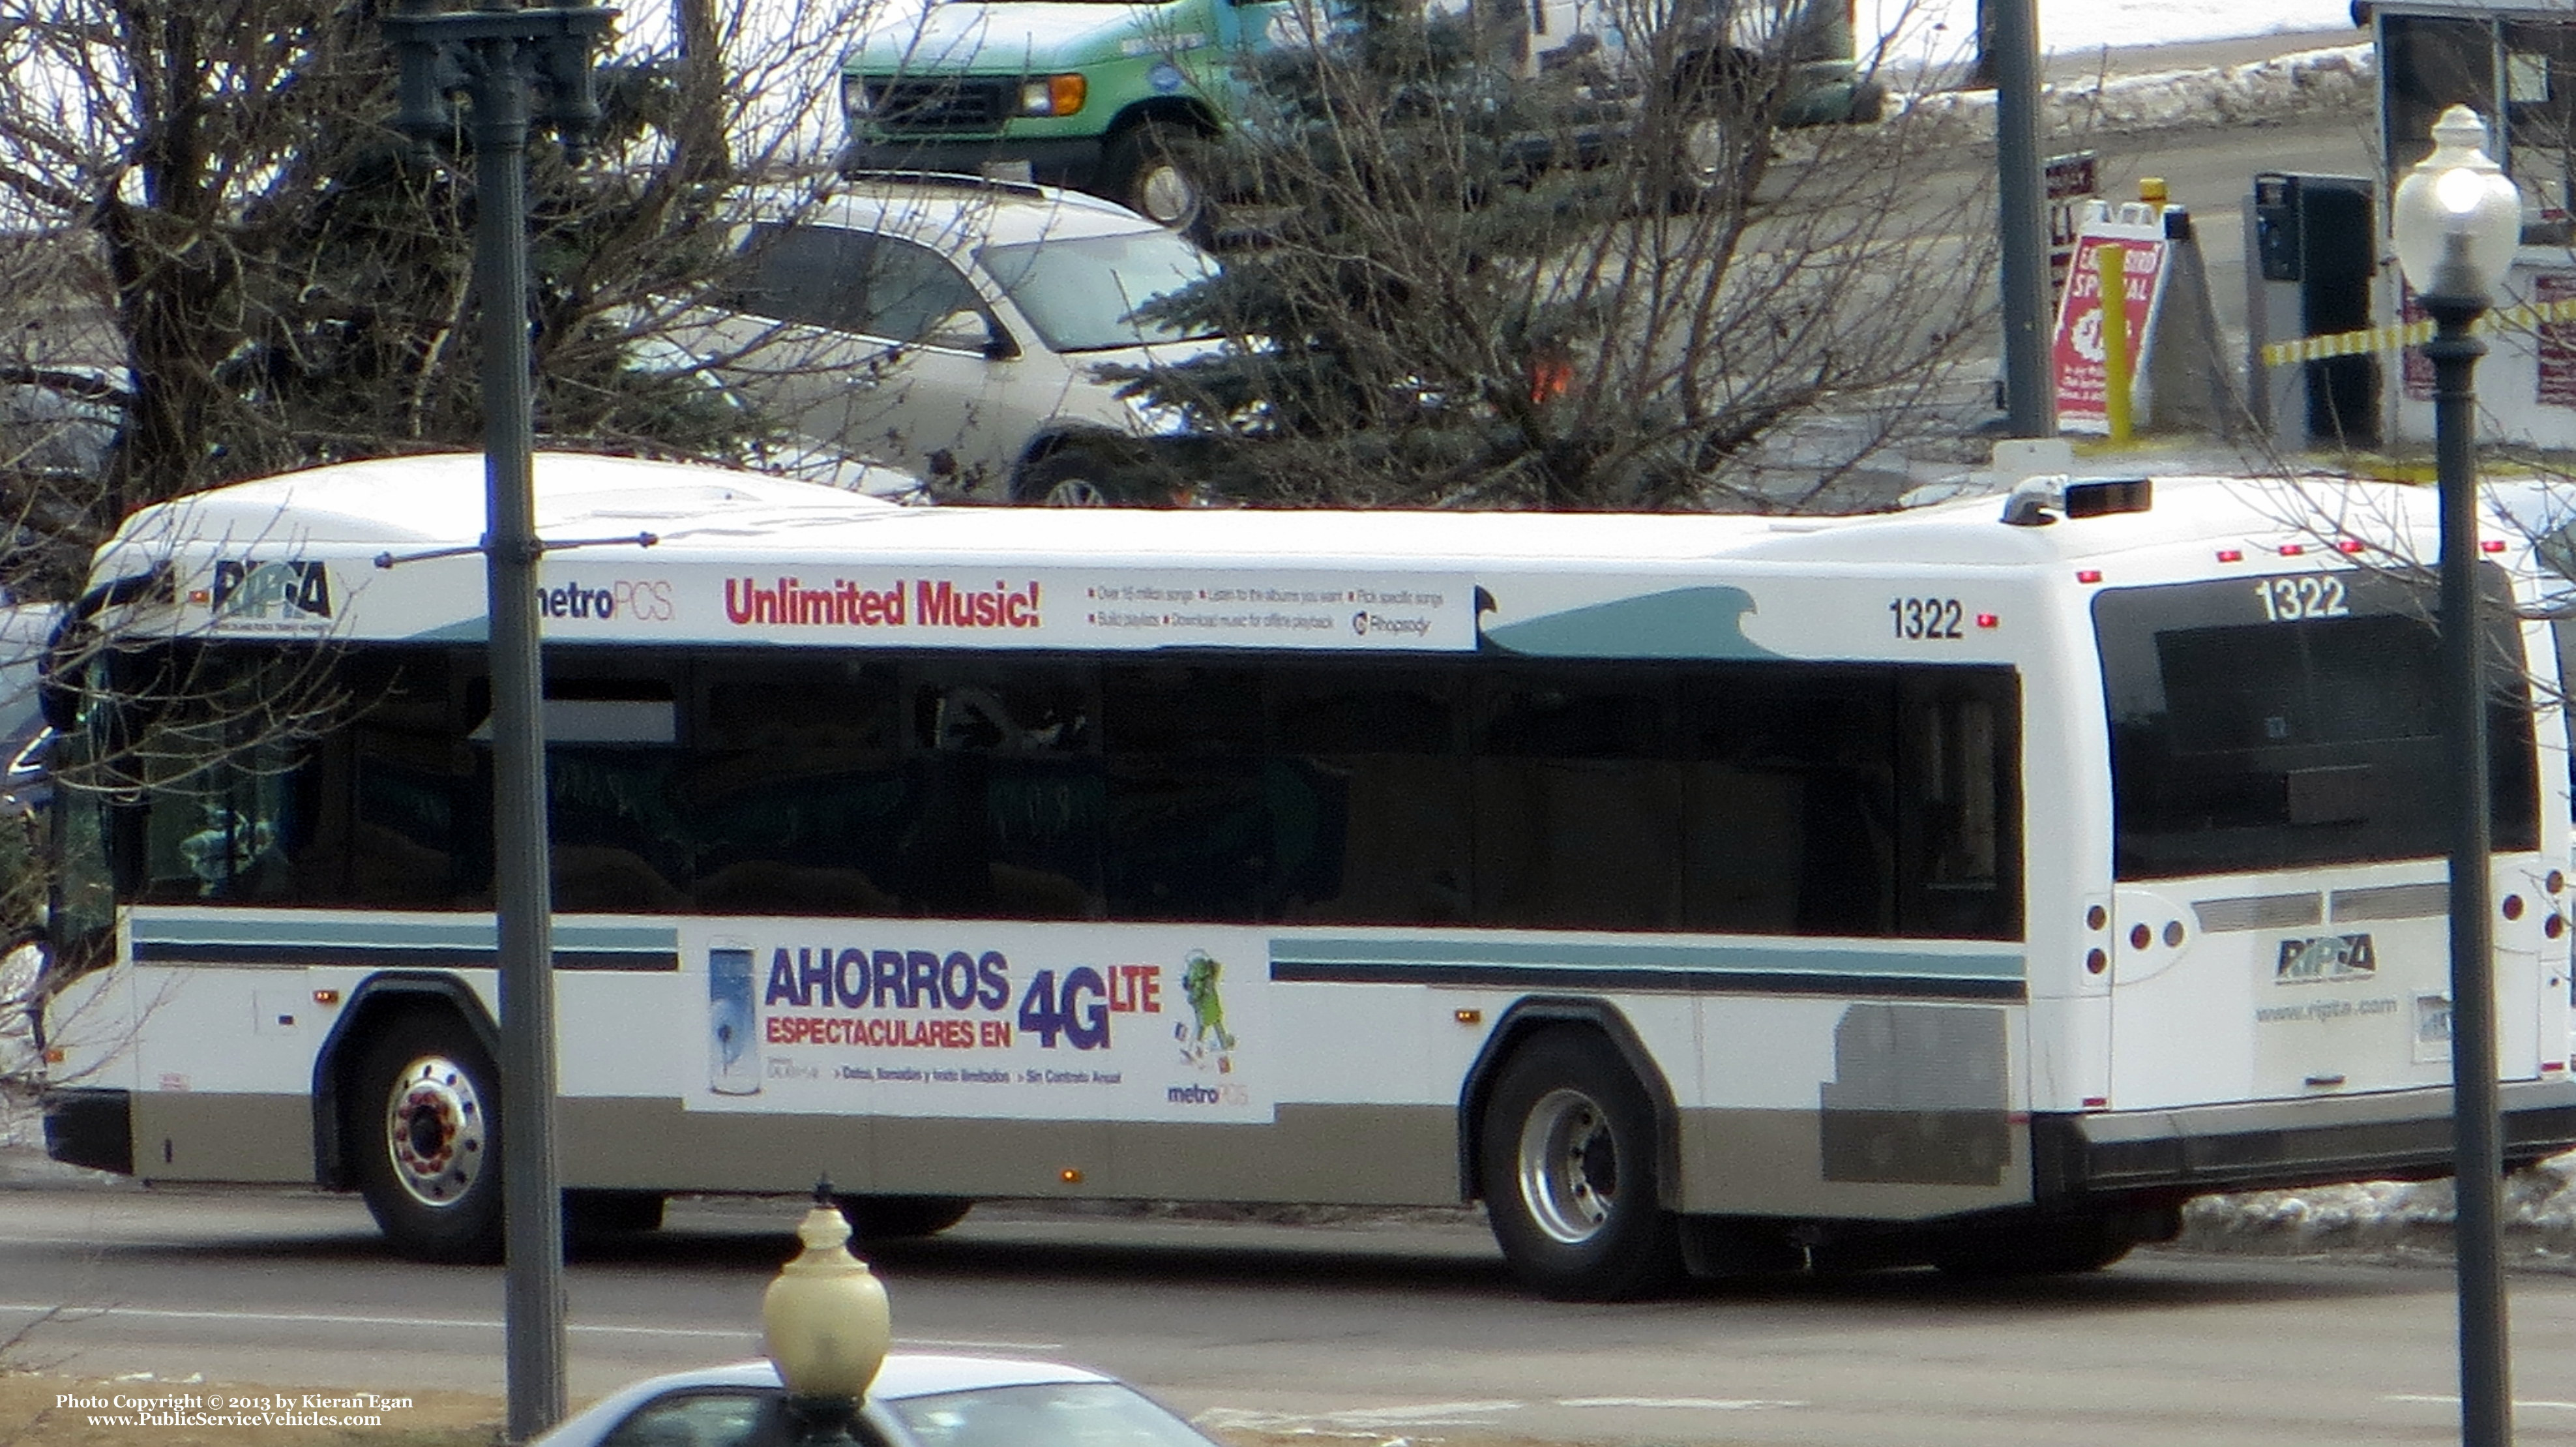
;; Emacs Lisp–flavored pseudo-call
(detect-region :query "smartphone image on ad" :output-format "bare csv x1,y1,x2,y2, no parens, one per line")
709,940,760,1095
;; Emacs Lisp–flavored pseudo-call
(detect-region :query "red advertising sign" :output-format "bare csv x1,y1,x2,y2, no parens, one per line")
2045,151,2099,301
2050,226,2169,434
2538,271,2576,408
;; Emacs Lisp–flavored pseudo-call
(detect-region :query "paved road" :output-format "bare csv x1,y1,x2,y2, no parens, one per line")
3,1181,2574,1447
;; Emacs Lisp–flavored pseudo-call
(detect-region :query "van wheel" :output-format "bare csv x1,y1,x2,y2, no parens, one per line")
1105,121,1213,239
350,1014,503,1264
1479,1027,1683,1300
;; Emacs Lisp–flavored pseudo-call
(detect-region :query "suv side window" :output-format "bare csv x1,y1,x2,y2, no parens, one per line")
735,224,985,346
864,235,986,346
734,224,869,331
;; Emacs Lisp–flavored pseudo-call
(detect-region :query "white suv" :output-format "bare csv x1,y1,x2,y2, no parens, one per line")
661,174,1225,505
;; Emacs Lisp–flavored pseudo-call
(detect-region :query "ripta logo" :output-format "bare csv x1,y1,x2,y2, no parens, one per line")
209,559,333,621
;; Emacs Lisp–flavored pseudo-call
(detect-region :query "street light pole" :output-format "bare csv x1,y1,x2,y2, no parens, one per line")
383,4,613,1441
1988,0,2053,437
2391,103,2524,1447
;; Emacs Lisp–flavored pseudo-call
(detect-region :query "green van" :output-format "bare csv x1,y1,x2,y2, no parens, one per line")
838,0,1885,235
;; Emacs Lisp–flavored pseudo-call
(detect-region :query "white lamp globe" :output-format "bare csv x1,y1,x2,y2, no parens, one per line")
2393,105,2524,305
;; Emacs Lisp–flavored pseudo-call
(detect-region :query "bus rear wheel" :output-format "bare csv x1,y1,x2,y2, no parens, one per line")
1478,1027,1683,1300
350,1015,504,1264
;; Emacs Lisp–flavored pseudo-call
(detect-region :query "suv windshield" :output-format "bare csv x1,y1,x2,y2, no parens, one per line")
2094,567,2538,880
977,230,1220,352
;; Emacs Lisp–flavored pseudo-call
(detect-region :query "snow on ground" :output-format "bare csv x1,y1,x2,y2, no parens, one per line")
1895,40,2375,134
1863,0,2360,64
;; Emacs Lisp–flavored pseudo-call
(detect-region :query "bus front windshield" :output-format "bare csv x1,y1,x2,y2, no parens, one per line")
975,230,1220,353
2095,568,2539,880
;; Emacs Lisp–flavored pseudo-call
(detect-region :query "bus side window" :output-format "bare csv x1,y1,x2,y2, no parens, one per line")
688,659,906,917
1266,664,1467,925
1472,670,1680,931
903,663,1103,920
131,650,318,906
1895,670,2022,940
1103,663,1265,921
1680,668,1896,938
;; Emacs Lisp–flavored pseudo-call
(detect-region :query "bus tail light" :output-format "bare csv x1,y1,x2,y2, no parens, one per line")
2483,539,2508,553
2337,539,2365,554
2082,1096,2109,1109
313,988,342,1006
2278,543,2305,556
1975,612,1998,629
2216,548,2243,562
2076,569,2103,584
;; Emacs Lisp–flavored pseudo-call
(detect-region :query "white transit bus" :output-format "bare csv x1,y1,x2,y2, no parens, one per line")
33,452,2576,1299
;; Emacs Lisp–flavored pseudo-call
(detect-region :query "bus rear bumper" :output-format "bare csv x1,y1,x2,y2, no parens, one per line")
40,1086,132,1176
2036,1078,2576,1202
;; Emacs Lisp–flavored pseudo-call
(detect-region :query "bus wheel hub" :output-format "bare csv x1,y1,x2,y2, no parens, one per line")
384,1056,486,1208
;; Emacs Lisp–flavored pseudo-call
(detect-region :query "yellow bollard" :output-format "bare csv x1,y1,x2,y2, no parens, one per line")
2097,242,2132,442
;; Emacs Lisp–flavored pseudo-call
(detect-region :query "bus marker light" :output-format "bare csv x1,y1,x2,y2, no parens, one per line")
2082,1096,2109,1109
313,989,341,1006
2215,548,2243,563
43,1047,63,1065
2076,569,2103,584
1059,1167,1084,1184
2483,539,2509,553
2548,870,2565,893
2085,949,2107,974
2504,895,2525,921
2278,543,2305,556
2548,915,2565,940
2337,539,2365,554
1453,1008,1482,1024
2129,923,2151,950
1975,613,1998,629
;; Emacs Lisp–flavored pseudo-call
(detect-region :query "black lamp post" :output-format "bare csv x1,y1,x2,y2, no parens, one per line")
381,3,614,1440
2391,102,2524,1447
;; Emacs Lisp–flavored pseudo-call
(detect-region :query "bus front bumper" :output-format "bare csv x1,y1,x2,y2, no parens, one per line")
41,1086,132,1175
2035,1077,2576,1202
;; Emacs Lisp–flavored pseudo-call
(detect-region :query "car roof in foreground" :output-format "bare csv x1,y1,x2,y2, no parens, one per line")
540,1355,1118,1447
759,174,1164,246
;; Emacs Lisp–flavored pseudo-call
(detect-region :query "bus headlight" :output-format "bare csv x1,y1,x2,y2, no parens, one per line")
841,73,874,119
1020,74,1087,117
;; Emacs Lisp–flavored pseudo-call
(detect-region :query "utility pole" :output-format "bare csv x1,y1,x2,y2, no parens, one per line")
1989,0,2054,436
383,3,614,1440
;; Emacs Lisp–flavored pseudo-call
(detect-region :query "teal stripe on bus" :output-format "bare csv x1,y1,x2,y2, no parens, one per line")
1267,937,2024,1001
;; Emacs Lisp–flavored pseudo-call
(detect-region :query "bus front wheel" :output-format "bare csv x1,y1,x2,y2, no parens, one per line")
1478,1027,1683,1300
350,1015,504,1264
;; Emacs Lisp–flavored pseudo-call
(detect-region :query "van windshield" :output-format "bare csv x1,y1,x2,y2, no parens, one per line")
977,230,1221,352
